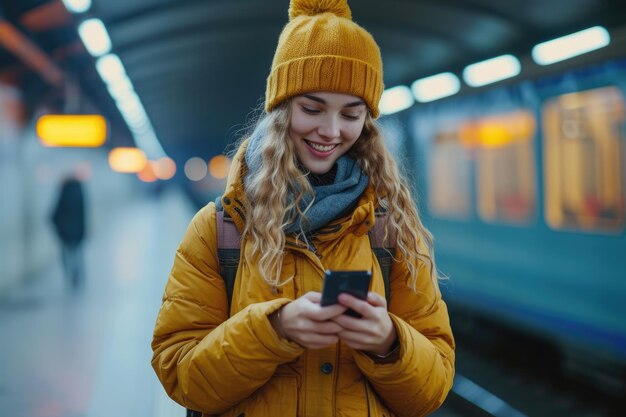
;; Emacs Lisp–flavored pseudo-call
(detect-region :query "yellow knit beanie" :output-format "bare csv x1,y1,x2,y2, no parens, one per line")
265,0,384,118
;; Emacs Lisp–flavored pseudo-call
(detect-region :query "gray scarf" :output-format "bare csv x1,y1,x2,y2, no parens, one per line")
245,117,368,235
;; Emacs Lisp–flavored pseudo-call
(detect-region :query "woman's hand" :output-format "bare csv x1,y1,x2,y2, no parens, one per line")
272,292,347,349
332,292,398,356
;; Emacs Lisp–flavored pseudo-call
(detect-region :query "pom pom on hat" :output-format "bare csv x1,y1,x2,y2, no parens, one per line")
289,0,352,20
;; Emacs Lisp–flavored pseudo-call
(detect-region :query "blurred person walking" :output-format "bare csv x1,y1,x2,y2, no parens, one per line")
51,175,86,290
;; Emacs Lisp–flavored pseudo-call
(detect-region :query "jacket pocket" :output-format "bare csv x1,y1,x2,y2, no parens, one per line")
220,375,298,417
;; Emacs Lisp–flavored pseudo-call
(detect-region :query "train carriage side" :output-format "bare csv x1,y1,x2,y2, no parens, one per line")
408,58,626,390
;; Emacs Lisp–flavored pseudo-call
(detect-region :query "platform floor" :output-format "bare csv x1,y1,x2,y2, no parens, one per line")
0,188,191,417
0,187,508,417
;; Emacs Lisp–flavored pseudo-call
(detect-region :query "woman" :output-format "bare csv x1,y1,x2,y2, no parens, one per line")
151,1,455,416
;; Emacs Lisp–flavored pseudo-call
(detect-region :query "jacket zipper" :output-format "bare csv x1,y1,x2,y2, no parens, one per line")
307,241,318,256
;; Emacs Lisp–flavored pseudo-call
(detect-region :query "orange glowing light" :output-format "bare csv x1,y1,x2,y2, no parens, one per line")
108,147,147,173
208,155,230,179
138,163,158,182
153,157,176,180
36,114,107,147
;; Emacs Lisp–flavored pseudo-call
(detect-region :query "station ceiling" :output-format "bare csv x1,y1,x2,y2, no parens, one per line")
1,0,625,163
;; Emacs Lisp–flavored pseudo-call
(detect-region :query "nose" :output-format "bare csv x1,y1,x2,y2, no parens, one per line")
317,115,340,140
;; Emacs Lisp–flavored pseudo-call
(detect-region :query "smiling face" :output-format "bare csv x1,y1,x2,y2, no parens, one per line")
288,92,367,174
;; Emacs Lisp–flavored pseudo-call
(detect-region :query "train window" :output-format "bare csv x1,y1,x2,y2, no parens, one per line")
428,129,472,219
470,111,537,224
543,87,625,232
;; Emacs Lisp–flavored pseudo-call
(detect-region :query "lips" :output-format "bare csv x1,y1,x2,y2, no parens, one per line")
304,139,338,153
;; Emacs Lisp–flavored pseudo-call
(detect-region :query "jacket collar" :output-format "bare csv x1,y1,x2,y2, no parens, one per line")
221,141,378,243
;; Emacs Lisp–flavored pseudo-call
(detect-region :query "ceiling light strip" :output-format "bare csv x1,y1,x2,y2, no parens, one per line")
94,52,166,160
380,85,415,115
463,54,521,88
78,18,111,57
62,0,92,14
532,26,610,66
411,72,460,103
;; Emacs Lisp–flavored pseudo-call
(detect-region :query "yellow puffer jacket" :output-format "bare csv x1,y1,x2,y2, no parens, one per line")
151,144,455,416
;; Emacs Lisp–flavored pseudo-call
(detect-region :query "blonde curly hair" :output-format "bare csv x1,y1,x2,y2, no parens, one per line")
241,100,436,291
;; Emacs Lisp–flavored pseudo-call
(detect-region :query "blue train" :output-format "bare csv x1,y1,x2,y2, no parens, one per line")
405,57,626,391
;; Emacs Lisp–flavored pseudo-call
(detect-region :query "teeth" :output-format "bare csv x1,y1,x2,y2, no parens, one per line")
306,140,336,152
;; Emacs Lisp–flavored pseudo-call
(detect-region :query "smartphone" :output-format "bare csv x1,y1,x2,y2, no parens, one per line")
321,270,372,317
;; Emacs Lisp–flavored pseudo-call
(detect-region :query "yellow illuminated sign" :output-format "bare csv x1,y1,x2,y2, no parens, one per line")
36,114,107,147
460,111,535,149
108,147,147,173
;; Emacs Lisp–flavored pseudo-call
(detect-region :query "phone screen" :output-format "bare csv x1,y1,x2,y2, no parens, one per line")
321,270,371,317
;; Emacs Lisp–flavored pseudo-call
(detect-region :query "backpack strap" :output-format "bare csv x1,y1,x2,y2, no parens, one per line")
215,209,242,312
368,211,396,307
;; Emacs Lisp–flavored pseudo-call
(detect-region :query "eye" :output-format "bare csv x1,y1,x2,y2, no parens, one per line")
342,113,361,121
301,106,320,114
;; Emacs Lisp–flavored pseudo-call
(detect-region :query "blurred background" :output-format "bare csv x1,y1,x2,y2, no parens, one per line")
0,0,624,416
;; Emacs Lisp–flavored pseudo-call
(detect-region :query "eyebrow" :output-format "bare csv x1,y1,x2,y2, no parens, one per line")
303,94,365,108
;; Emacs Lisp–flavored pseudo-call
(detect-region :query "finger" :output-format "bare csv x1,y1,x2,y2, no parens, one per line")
337,293,373,318
305,320,343,335
303,291,322,303
308,303,347,321
366,291,387,308
332,313,368,331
